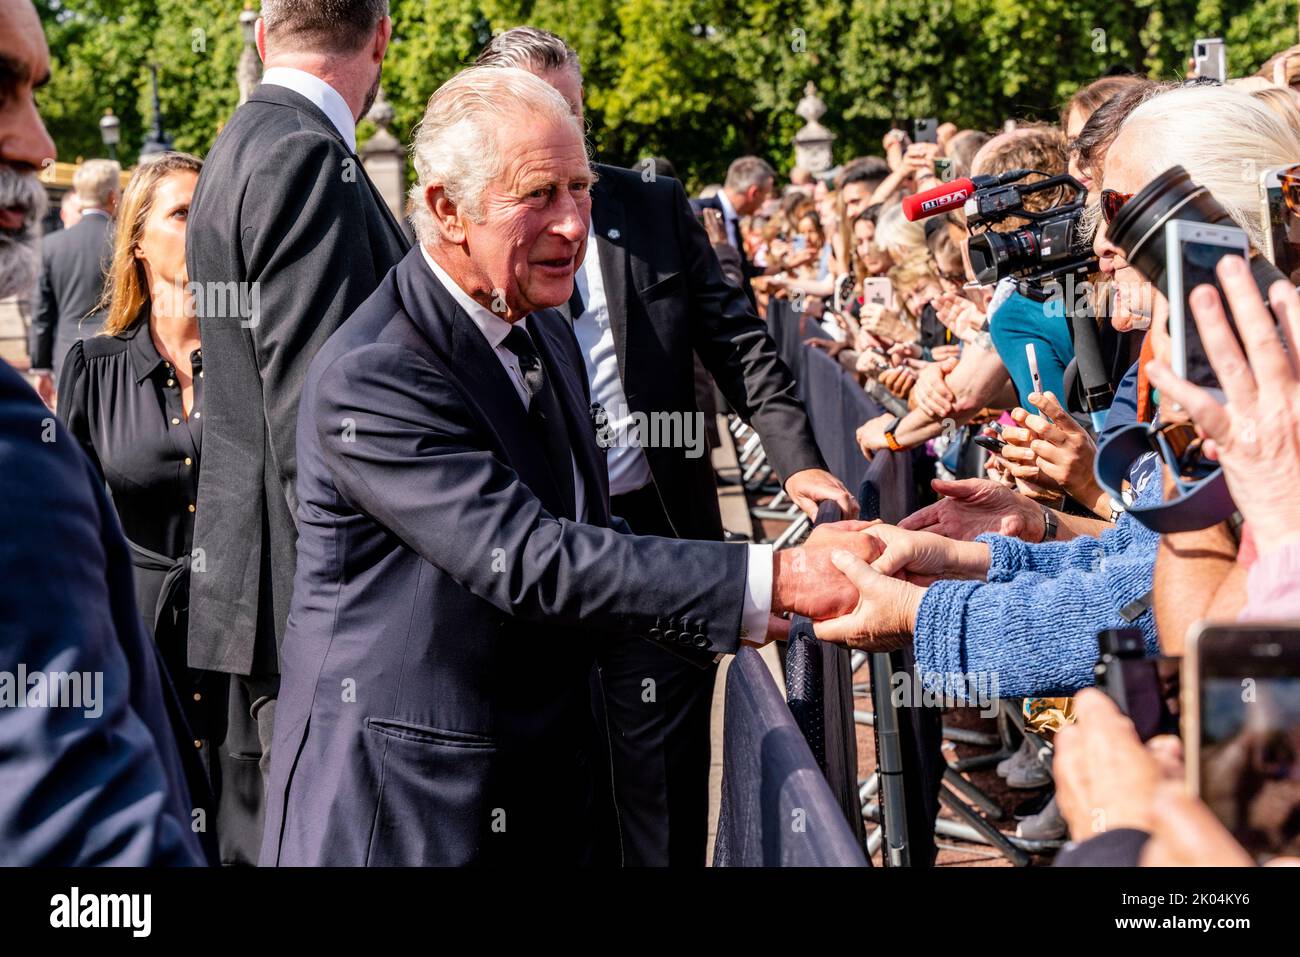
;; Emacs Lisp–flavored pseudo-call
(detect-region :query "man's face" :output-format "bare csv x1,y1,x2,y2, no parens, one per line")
541,67,583,122
841,180,873,221
458,115,592,320
0,0,56,299
735,178,773,216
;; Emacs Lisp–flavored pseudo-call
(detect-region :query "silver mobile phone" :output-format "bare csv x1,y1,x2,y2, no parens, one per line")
1193,38,1227,82
1164,219,1249,383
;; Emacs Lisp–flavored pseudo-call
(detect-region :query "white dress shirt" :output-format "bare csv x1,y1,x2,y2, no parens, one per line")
260,67,357,153
714,188,743,251
420,247,587,522
569,233,773,643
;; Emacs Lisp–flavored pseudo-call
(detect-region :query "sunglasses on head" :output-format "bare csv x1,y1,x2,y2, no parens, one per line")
1100,188,1134,224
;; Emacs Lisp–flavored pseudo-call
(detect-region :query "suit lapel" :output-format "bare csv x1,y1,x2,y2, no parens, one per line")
531,313,610,525
393,254,570,518
591,177,630,388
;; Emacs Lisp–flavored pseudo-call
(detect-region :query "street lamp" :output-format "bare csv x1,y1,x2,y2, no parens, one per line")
99,108,120,162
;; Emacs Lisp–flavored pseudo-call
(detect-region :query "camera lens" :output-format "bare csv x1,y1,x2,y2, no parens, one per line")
1107,165,1287,296
966,229,1037,285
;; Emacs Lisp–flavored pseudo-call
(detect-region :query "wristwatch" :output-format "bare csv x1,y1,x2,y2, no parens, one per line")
1041,506,1059,542
883,415,905,452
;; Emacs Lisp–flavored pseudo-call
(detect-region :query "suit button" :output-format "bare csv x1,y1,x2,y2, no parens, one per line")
663,629,679,643
648,627,663,641
694,634,708,648
193,739,202,749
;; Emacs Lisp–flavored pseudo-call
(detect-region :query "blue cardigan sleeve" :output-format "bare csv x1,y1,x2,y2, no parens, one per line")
912,483,1163,699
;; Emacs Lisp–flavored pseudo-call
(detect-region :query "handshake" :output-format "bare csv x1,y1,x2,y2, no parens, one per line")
767,521,992,651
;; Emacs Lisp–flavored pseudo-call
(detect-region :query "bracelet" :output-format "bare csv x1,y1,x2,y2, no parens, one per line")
884,415,905,452
1041,507,1059,541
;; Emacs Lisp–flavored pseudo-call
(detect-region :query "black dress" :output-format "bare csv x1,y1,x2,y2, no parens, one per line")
58,318,236,856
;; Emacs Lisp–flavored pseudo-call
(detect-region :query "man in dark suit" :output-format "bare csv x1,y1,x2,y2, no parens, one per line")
184,0,408,863
690,156,775,300
0,0,203,865
261,65,873,866
476,28,855,865
27,158,118,404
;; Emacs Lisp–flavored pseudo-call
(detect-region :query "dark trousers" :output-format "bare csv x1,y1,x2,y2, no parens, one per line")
596,482,718,866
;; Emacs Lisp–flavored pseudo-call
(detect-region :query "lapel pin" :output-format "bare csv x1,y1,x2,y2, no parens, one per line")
607,228,620,241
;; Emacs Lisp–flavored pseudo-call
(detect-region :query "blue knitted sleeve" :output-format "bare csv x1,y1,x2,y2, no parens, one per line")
912,483,1163,699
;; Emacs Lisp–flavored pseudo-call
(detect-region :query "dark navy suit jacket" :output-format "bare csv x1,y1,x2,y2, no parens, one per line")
261,249,751,866
0,359,203,865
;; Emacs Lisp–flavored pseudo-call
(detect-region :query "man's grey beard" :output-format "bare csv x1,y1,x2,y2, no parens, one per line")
0,165,47,301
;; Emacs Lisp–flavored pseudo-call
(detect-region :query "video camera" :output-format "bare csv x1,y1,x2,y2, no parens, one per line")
904,168,1095,292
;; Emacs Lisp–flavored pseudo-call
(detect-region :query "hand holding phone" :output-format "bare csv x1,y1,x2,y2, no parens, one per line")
1025,343,1042,396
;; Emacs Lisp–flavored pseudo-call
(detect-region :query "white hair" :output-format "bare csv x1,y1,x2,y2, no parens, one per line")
873,199,925,257
407,66,584,246
1116,85,1300,248
73,159,121,208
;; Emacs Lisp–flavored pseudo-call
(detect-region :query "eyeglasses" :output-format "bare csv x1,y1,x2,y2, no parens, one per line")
1100,188,1134,224
1278,162,1300,215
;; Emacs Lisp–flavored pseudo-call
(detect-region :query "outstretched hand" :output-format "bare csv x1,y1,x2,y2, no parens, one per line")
899,477,1044,542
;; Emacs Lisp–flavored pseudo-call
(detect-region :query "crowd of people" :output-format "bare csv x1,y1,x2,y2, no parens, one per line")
1,0,1298,870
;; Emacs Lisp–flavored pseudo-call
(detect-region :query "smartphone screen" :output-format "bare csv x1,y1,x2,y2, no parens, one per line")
1165,222,1249,388
1189,625,1300,861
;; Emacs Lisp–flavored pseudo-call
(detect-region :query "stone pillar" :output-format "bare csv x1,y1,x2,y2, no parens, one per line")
793,82,836,175
238,5,261,106
360,87,406,221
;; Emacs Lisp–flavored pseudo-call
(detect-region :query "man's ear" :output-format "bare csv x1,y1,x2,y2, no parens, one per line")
374,15,392,63
427,184,467,245
255,17,267,63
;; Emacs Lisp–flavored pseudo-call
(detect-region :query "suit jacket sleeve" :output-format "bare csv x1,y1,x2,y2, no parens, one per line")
312,343,749,654
28,241,56,371
0,368,203,865
669,179,827,483
240,133,388,514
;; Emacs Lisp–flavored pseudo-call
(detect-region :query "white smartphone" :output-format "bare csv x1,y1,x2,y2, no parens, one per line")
1164,219,1250,384
861,277,895,311
1025,342,1042,395
1193,37,1227,82
1183,622,1300,861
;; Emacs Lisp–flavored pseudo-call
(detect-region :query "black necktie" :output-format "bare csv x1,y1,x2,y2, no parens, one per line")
501,324,577,519
568,277,586,321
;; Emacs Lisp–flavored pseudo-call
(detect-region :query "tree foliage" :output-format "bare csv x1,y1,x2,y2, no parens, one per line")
35,0,1300,190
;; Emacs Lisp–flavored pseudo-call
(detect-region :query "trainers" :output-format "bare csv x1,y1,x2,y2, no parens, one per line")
1006,750,1052,789
996,737,1034,779
1016,795,1066,841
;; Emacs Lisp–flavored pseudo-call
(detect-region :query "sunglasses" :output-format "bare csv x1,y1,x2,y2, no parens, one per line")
1100,188,1134,224
1278,162,1300,216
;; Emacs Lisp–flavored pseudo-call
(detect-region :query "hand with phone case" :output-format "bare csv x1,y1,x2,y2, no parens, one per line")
1146,255,1300,554
999,391,1110,518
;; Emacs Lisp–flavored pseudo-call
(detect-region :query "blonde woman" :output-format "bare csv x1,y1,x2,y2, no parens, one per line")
57,152,238,860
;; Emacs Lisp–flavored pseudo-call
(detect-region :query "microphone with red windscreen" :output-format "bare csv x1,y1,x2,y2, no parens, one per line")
901,169,1032,222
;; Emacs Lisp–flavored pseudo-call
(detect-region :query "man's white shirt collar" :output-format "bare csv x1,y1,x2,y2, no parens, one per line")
715,187,739,225
260,67,357,153
419,245,522,347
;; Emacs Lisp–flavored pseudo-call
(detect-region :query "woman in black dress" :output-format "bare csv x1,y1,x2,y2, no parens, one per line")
58,152,249,864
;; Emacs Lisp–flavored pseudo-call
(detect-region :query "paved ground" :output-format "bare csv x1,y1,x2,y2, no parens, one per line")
704,419,1051,867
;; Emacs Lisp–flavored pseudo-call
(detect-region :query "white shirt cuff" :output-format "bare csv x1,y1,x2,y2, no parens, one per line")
740,544,774,642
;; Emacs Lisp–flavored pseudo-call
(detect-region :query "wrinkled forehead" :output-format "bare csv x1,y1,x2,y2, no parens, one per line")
499,116,593,190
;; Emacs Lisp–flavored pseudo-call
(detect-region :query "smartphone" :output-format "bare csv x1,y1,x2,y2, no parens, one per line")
1025,342,1042,395
933,157,953,182
973,433,1005,454
791,235,807,254
1259,166,1300,283
1094,628,1180,742
861,277,895,310
912,118,939,145
1184,622,1300,861
1164,219,1250,386
1193,38,1227,82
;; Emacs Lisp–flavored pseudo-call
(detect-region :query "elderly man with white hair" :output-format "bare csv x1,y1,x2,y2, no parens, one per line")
260,66,877,867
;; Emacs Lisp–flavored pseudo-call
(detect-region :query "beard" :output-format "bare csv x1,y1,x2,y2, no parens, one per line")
0,165,48,301
360,65,383,121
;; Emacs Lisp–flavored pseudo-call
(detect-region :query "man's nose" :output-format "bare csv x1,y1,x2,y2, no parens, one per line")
2,97,57,172
552,194,589,242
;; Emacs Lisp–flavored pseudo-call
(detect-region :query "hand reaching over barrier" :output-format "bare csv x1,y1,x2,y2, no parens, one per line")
900,477,1046,542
